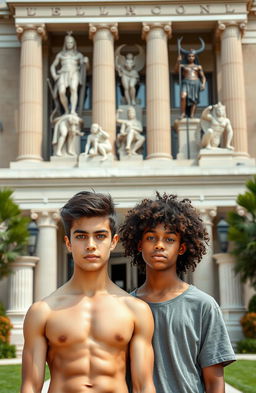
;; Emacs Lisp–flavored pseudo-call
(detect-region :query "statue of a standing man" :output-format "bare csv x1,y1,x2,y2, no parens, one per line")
50,33,89,115
174,38,206,119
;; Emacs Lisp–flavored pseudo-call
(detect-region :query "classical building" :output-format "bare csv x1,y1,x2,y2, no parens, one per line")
0,0,256,355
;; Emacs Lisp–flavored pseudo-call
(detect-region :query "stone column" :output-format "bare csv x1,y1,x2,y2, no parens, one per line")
218,21,248,155
32,210,60,300
193,208,217,297
16,24,46,162
142,22,172,160
6,256,39,357
89,23,118,151
214,253,245,346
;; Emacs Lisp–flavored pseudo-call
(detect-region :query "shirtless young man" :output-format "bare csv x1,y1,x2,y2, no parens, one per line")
21,191,155,393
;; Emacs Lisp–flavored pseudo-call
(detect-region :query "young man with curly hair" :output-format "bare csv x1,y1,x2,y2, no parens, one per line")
21,191,156,393
120,193,236,393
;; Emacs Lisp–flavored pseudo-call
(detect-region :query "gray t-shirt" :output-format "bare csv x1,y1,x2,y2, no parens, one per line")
131,285,236,393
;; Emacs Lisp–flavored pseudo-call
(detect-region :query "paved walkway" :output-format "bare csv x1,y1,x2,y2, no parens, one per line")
1,354,255,393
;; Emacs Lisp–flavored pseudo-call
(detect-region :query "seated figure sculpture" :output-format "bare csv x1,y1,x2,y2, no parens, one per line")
200,103,234,150
83,123,112,161
52,113,83,157
116,107,145,157
115,45,145,106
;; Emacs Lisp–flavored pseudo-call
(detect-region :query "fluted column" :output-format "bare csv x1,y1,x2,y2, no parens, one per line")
6,256,39,357
142,22,172,160
32,210,60,300
214,253,245,345
16,24,46,161
89,23,118,151
218,21,248,155
193,208,217,297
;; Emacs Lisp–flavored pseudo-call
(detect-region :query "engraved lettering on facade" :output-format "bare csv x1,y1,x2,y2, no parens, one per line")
99,6,109,16
200,5,210,14
76,7,85,16
125,6,136,16
27,7,36,16
151,6,161,15
225,4,235,13
52,7,61,16
176,5,185,15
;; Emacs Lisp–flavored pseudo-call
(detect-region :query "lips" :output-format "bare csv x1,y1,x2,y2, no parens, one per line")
152,254,166,259
84,254,99,260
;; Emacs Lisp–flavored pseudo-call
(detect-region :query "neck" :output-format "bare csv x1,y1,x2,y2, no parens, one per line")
68,265,113,296
145,266,183,292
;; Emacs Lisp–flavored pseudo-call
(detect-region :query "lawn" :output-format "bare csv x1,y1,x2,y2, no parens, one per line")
225,360,256,393
0,364,50,393
0,360,255,392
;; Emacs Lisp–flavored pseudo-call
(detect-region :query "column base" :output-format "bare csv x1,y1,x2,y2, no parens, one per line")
6,311,26,358
146,153,172,160
221,307,245,348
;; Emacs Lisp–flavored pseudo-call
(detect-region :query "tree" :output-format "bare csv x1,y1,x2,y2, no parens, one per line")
0,189,29,279
227,175,256,290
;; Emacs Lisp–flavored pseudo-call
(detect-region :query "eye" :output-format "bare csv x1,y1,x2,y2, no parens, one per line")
166,237,175,243
76,234,86,239
146,235,155,241
96,234,107,240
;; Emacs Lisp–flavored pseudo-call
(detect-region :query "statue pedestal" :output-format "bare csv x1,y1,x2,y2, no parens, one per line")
198,148,255,168
174,118,201,160
118,151,143,161
50,155,77,167
79,153,114,167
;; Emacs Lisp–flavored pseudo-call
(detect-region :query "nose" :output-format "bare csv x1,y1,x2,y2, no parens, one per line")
86,237,96,251
155,239,164,250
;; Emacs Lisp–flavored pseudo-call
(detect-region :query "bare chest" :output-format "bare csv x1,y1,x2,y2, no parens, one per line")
45,297,134,349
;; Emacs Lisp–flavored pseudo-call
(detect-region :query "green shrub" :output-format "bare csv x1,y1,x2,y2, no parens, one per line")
236,338,256,354
0,342,16,359
0,302,5,316
248,295,256,313
240,313,256,338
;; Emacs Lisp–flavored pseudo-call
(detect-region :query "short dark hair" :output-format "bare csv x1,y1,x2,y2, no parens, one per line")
60,191,117,239
119,193,209,275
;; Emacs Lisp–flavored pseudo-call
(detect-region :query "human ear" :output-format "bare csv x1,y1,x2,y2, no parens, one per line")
137,240,142,252
64,235,72,253
110,234,119,251
178,243,186,255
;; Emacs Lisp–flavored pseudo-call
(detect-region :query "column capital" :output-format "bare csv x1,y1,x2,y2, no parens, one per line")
213,252,235,265
16,23,47,40
216,20,247,38
89,23,118,40
199,207,217,225
31,209,60,228
142,22,172,40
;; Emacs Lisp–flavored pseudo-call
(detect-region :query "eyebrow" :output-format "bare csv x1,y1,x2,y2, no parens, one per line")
73,229,109,235
144,229,176,235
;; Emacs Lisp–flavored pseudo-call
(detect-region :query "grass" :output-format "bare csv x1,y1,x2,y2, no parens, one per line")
0,360,255,392
0,364,50,393
225,360,256,393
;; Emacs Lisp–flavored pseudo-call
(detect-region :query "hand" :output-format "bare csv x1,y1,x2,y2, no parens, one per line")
200,84,206,91
177,55,182,62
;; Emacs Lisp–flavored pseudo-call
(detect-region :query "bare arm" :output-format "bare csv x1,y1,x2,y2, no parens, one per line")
130,300,156,393
202,364,225,393
50,54,60,81
174,55,183,73
20,302,49,393
199,66,206,90
201,105,213,122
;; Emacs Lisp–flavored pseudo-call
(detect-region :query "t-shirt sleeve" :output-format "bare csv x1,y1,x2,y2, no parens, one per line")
197,300,236,368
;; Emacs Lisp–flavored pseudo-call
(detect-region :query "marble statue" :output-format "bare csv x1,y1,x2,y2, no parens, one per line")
83,123,112,161
50,33,89,116
52,113,83,157
115,45,145,106
175,38,206,119
200,103,234,150
116,107,145,156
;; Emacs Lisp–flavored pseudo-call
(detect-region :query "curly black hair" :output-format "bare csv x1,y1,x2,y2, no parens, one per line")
119,193,209,275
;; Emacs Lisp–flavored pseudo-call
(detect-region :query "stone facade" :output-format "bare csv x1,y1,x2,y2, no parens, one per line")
0,0,256,354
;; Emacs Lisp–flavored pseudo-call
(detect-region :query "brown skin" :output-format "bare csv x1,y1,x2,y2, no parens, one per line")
21,216,155,393
136,223,225,393
175,53,206,118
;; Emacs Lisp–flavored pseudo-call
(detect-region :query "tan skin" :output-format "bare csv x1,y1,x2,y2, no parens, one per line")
175,53,206,118
136,223,225,393
21,216,155,393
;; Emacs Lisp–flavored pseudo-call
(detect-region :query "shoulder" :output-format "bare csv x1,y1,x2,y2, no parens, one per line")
123,293,153,321
23,300,51,333
186,286,220,311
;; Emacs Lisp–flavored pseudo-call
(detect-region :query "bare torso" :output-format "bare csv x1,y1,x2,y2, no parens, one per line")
181,64,201,80
44,291,135,393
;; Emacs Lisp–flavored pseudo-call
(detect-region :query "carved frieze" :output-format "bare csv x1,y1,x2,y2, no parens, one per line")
14,3,247,22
